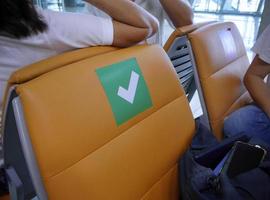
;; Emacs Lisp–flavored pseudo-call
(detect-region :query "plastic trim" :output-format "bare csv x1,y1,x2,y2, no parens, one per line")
187,40,211,130
12,97,48,200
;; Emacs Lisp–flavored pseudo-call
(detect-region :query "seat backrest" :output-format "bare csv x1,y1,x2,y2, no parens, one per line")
1,46,117,113
3,45,195,200
164,22,215,101
188,22,252,139
163,22,216,52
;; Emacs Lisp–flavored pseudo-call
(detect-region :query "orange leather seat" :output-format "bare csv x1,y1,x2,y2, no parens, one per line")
163,21,215,52
188,22,252,139
0,195,9,200
2,45,195,199
0,46,117,135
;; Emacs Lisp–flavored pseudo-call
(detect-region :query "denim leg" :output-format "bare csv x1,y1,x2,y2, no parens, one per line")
223,105,270,142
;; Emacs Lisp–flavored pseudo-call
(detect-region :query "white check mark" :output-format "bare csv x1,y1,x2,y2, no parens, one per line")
117,71,140,104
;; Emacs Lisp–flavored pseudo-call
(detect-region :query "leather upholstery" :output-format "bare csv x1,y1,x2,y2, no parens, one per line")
189,22,252,139
163,21,216,51
0,195,9,200
1,46,117,112
9,46,118,85
12,45,195,199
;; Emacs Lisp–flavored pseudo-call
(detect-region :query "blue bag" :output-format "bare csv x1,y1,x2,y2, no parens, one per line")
179,119,270,200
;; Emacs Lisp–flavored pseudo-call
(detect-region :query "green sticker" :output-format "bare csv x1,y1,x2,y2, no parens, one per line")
96,58,152,125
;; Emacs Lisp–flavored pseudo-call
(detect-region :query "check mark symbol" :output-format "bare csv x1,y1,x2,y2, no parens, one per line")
117,71,140,104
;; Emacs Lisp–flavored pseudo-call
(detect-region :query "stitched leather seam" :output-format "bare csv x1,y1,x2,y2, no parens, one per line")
46,95,186,179
199,53,248,80
140,164,178,200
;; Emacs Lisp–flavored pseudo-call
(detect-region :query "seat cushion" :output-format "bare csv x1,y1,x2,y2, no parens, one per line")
15,45,195,199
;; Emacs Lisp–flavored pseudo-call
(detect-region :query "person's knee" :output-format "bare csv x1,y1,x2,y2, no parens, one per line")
223,105,259,137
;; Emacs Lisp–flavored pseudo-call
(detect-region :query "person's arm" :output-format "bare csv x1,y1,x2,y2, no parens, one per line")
244,55,270,117
86,0,159,47
159,0,193,28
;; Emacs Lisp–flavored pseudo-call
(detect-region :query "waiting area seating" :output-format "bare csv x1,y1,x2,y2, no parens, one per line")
0,21,253,199
163,21,215,101
164,21,252,140
188,22,252,139
1,45,195,199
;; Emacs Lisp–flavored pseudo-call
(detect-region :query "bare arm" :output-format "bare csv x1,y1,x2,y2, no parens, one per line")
244,55,270,117
159,0,194,28
86,0,159,47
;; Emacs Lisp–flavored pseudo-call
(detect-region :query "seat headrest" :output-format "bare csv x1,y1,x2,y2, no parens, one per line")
189,22,247,79
163,21,216,51
9,46,118,85
0,46,117,112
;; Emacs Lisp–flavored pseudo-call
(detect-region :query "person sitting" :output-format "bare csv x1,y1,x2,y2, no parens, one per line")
85,0,194,45
0,0,159,109
224,24,270,142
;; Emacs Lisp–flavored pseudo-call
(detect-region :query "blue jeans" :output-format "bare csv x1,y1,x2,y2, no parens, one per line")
223,105,270,143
